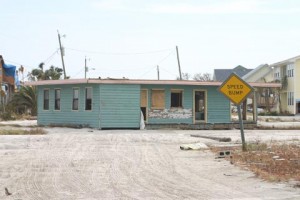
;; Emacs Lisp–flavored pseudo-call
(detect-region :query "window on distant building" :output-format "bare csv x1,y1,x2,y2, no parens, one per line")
54,89,61,110
85,87,92,110
288,92,294,106
171,90,183,108
151,89,165,109
287,64,294,78
72,88,79,110
274,72,280,79
43,89,49,110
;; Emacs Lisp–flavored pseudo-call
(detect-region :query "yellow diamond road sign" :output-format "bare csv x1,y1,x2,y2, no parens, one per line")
218,73,253,105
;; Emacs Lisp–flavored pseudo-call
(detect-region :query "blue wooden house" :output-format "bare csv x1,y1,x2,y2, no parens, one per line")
27,79,279,129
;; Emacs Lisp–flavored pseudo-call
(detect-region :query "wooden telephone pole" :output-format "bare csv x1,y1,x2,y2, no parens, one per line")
57,30,67,79
176,46,182,80
157,65,160,80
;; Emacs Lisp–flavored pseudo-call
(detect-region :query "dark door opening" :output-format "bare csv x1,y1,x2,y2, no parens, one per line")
194,91,206,121
141,107,147,121
140,90,148,122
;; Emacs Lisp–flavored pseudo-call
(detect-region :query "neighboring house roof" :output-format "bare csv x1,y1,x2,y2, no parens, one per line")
242,64,270,82
214,66,253,82
25,78,281,88
0,55,19,86
243,54,300,83
270,54,300,66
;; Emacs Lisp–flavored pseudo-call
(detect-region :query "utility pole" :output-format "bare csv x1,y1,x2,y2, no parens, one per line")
157,65,160,80
84,57,93,79
176,46,182,80
57,30,67,79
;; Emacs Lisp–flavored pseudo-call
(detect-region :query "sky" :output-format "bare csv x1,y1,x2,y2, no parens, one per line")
1,0,300,80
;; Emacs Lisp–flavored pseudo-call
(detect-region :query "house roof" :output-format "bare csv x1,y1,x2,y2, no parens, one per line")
24,78,281,88
214,66,253,82
242,64,269,81
270,54,300,66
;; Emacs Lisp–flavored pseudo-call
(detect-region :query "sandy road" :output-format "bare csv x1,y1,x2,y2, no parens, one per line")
0,128,300,200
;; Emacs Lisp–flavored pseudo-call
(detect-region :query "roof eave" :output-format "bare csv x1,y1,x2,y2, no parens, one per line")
24,79,281,88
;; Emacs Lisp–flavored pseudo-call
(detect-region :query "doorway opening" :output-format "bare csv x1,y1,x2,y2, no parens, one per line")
194,90,206,122
140,90,148,121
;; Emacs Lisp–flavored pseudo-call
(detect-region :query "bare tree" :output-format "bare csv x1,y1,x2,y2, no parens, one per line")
176,73,191,80
193,73,212,81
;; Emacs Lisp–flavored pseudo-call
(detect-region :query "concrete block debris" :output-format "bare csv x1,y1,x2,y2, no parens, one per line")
217,150,231,158
180,143,208,150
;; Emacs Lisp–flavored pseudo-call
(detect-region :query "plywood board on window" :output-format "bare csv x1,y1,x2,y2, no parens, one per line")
140,90,147,107
151,90,165,109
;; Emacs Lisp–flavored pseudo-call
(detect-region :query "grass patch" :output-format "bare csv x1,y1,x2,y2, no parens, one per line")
0,128,47,135
211,142,300,185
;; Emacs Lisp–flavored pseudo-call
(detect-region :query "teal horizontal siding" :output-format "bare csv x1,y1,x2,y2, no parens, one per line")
141,85,230,124
207,87,231,123
36,83,231,129
99,84,140,128
37,84,100,128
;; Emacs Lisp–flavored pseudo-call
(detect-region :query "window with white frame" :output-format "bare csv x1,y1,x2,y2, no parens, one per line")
43,89,49,110
288,92,294,106
85,87,92,110
287,64,294,78
72,88,79,110
54,89,61,110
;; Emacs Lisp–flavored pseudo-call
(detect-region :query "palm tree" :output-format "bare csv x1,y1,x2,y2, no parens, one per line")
10,86,37,116
30,63,64,81
45,66,63,80
31,62,46,81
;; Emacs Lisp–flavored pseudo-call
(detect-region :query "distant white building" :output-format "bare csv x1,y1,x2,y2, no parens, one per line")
243,55,300,115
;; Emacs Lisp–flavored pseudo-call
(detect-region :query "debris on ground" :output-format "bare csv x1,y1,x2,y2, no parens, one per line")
216,150,232,158
191,135,231,142
211,142,300,187
5,187,11,196
180,143,208,150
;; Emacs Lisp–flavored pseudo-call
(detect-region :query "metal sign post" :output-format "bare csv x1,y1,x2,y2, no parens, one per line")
218,73,254,151
237,104,246,151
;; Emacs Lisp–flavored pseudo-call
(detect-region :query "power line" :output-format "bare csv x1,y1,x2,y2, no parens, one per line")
4,59,23,66
160,67,178,77
97,66,153,71
136,50,175,79
138,66,157,78
73,68,85,78
156,50,175,65
43,49,59,64
65,47,173,55
4,59,34,70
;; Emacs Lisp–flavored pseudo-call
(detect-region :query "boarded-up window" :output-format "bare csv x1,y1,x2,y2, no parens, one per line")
151,89,165,109
140,90,147,107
